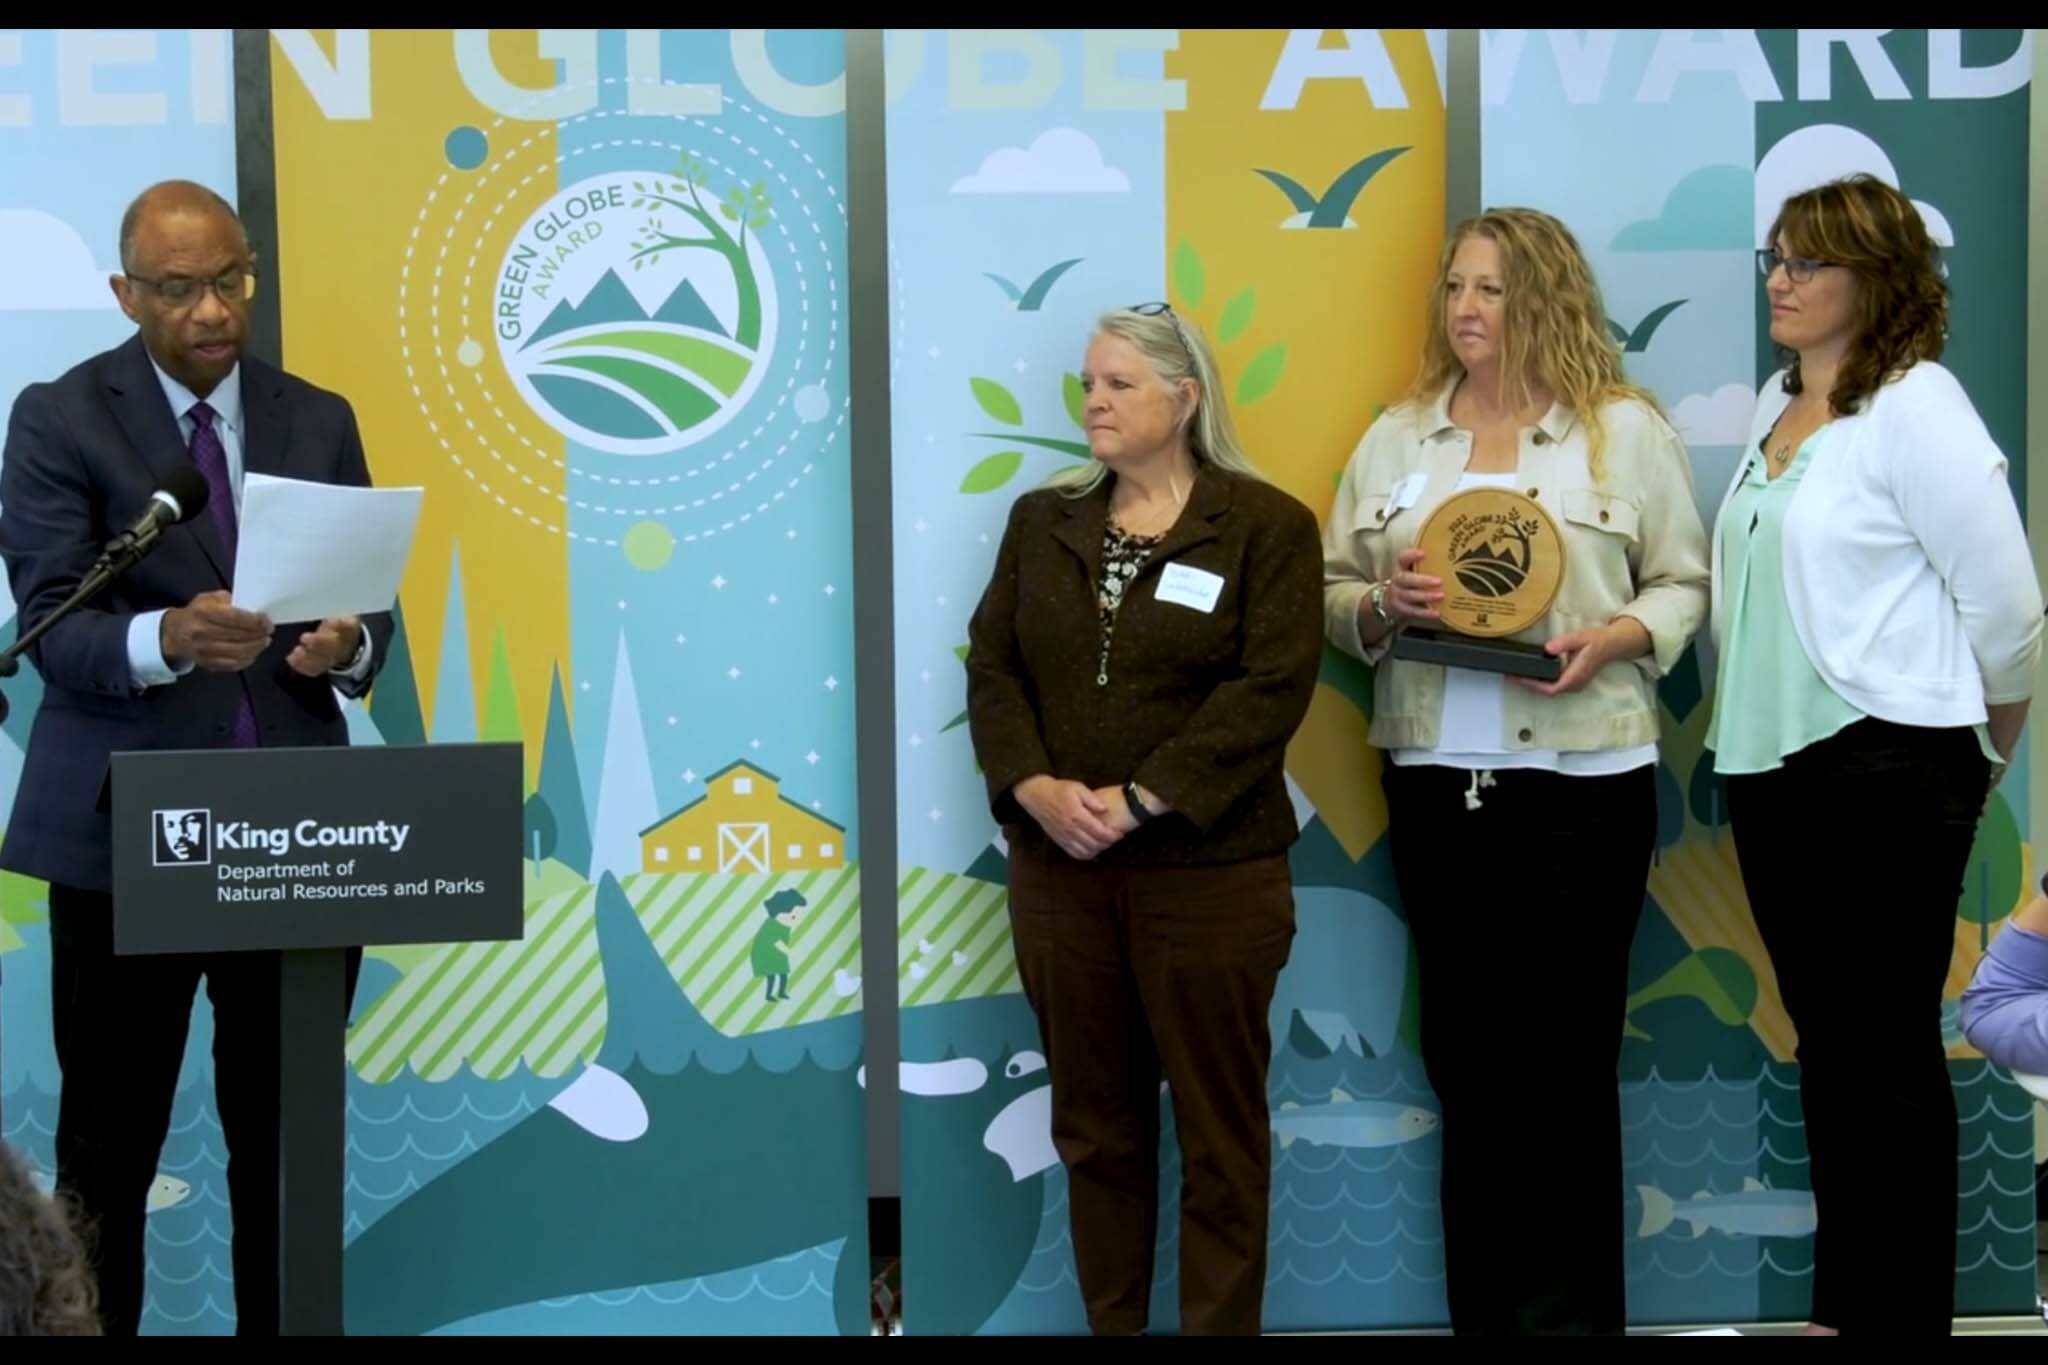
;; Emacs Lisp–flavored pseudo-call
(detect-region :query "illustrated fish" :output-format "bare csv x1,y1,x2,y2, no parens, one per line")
147,1174,193,1213
1270,1089,1438,1150
1636,1177,1816,1240
28,1167,190,1214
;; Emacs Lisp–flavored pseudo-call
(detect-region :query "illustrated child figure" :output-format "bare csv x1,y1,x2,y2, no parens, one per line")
754,888,806,1002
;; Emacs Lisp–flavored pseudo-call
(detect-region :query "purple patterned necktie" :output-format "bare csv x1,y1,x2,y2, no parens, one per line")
188,401,259,748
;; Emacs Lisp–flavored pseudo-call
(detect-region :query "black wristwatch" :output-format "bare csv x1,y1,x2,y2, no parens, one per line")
1122,781,1155,825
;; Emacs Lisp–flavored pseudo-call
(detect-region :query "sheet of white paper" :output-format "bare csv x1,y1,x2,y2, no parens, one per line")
231,473,423,622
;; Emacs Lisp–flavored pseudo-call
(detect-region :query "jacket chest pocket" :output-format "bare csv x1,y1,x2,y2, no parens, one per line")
1348,484,1417,575
1355,491,1397,532
1561,488,1641,545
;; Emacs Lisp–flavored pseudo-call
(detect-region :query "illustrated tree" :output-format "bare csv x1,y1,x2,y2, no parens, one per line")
523,793,558,876
1959,789,2022,950
626,153,773,349
1687,742,1731,846
1652,760,1685,865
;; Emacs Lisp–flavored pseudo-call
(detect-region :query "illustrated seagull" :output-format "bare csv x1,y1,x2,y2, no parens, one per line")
1608,300,1688,353
1253,147,1411,230
984,257,1084,310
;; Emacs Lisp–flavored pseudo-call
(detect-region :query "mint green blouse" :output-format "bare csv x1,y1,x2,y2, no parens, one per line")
1708,436,2001,774
1707,437,1863,774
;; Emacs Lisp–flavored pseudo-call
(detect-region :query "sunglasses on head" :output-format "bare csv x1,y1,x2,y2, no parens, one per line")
1128,301,1192,353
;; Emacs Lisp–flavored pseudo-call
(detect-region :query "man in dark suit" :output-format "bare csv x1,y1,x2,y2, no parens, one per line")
0,180,392,1336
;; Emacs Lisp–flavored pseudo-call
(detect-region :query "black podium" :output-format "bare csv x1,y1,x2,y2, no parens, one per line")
109,740,525,1336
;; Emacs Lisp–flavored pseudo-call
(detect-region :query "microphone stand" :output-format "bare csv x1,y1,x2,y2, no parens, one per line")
0,521,172,721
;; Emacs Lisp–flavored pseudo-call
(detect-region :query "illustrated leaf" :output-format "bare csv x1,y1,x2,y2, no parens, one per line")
960,450,1022,494
1063,372,1086,429
940,708,970,733
632,258,644,272
720,203,738,221
1218,287,1256,343
1172,241,1205,309
634,180,645,192
952,644,970,664
969,378,1023,425
1235,343,1288,405
747,214,770,230
968,433,1089,458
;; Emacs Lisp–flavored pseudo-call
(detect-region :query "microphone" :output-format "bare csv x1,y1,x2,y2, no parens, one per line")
0,470,215,692
101,465,210,567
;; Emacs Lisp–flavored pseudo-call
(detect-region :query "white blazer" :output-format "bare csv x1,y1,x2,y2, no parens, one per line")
1710,361,2043,728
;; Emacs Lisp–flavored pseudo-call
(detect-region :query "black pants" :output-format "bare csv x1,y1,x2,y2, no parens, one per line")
48,884,361,1337
1007,844,1296,1336
1385,762,1655,1335
1726,717,1988,1335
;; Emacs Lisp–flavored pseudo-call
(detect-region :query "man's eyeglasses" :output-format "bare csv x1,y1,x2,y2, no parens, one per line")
126,267,258,309
1755,249,1831,285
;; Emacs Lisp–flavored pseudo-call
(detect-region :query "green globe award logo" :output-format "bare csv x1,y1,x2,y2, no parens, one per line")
493,157,778,455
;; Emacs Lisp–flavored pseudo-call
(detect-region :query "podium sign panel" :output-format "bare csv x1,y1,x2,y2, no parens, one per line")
111,741,523,955
108,740,524,1335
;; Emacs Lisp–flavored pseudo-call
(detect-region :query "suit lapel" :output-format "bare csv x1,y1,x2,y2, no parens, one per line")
1051,481,1110,573
240,358,293,481
1051,467,1232,577
103,336,232,585
1140,467,1230,566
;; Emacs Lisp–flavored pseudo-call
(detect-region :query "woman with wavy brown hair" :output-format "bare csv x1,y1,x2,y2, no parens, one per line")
0,1139,102,1336
1323,208,1708,1334
1706,173,2042,1336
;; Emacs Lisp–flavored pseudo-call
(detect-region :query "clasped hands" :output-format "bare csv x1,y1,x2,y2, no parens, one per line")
1014,774,1156,861
161,589,362,677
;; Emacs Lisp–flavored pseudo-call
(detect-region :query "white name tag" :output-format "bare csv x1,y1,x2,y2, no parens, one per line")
1155,562,1225,613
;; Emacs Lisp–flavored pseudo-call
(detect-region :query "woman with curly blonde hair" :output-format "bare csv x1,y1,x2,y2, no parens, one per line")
1322,207,1709,1334
1706,174,2042,1336
0,1139,101,1335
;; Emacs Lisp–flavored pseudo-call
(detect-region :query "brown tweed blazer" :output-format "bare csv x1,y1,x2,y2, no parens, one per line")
965,467,1324,866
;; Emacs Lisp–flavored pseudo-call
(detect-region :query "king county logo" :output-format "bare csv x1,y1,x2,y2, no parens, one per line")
493,158,778,456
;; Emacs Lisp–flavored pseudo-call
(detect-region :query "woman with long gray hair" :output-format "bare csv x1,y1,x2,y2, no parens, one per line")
965,303,1325,1335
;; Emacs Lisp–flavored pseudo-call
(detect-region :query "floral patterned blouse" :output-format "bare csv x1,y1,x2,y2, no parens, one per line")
1094,522,1164,685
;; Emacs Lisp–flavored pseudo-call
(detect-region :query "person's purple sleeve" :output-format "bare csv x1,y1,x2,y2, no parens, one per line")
1959,924,2048,1077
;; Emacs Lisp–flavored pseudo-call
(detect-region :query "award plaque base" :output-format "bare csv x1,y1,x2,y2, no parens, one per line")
1390,626,1563,681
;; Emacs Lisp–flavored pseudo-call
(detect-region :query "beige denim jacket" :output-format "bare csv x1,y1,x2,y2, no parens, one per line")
1322,386,1710,754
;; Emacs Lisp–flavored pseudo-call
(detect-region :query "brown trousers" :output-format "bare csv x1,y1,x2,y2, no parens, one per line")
1007,842,1297,1336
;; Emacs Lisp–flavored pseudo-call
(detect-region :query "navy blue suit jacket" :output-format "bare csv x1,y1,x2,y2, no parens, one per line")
0,334,395,892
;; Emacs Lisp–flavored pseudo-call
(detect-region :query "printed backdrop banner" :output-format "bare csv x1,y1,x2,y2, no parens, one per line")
269,29,869,1334
0,27,240,1337
886,29,1450,1334
1481,27,2039,1323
